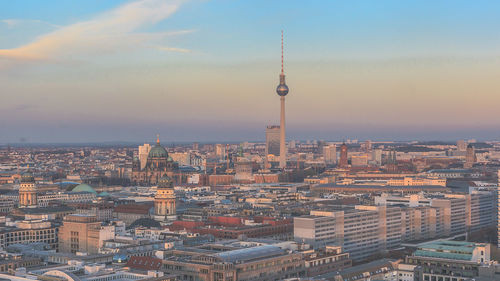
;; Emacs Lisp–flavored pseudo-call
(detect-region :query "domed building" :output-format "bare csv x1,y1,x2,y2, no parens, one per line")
71,183,97,194
131,136,178,185
153,175,176,222
19,172,38,208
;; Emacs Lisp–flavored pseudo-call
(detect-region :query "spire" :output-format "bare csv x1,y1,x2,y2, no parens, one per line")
281,30,284,74
276,30,289,97
156,134,160,145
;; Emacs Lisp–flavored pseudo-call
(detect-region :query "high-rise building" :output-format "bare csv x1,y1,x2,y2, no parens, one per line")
363,140,372,152
265,125,281,156
276,31,289,169
138,143,151,170
215,144,226,159
19,172,37,208
154,176,176,222
339,143,348,168
323,144,337,164
372,149,383,166
351,154,368,167
464,144,476,168
457,140,467,151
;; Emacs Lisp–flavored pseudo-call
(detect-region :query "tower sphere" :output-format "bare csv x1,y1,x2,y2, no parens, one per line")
276,83,289,96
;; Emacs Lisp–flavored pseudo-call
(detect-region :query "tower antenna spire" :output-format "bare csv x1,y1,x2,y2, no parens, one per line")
281,30,284,73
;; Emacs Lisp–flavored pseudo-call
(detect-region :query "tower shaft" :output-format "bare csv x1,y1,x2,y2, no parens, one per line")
280,96,286,168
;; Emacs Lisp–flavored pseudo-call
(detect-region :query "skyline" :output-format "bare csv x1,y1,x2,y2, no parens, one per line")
3,0,500,143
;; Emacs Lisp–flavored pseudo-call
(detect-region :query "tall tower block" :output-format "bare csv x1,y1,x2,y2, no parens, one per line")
276,31,289,169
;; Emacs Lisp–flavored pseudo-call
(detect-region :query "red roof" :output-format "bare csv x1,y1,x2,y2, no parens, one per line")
126,256,162,270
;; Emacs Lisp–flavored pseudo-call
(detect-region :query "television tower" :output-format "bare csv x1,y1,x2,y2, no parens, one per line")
276,30,289,169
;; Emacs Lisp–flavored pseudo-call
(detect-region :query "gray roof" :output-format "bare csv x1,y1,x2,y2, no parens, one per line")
214,245,284,263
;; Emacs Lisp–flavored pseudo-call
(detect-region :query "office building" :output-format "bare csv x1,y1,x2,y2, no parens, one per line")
265,125,280,157
457,140,467,152
294,205,403,261
405,241,490,281
323,144,337,165
58,214,114,254
464,144,476,168
138,143,151,170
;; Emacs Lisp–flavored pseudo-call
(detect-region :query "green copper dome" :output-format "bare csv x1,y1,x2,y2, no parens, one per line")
21,172,35,183
158,175,173,188
72,184,97,194
149,144,168,158
148,136,168,158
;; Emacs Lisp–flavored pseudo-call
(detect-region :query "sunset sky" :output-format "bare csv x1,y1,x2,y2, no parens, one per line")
2,0,500,143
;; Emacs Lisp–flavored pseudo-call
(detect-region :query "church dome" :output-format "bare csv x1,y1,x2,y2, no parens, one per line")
21,172,35,183
158,175,173,188
72,184,97,194
148,144,168,158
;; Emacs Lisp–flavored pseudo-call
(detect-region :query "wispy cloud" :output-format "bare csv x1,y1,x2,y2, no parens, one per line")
0,0,188,62
1,19,61,28
157,46,192,53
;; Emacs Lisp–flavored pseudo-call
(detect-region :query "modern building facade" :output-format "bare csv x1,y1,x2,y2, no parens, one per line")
323,144,337,165
294,205,403,261
265,125,280,157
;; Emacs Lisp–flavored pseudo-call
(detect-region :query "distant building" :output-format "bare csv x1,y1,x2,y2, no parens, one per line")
0,219,58,250
339,143,348,168
351,154,368,167
464,144,476,168
294,205,403,261
113,203,153,226
138,143,151,170
265,125,280,156
19,172,37,208
154,176,176,222
58,214,114,254
160,244,304,280
405,240,490,281
234,161,253,182
131,136,178,185
215,144,226,159
457,139,467,151
303,245,352,277
323,144,336,165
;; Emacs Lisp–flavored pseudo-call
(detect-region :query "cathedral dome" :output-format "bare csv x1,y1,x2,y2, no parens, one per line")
149,144,168,158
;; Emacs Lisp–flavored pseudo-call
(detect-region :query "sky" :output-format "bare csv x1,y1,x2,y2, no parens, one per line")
2,0,500,143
